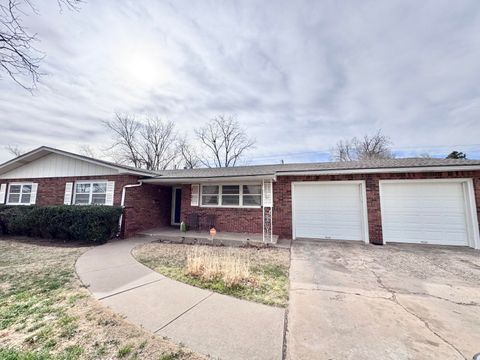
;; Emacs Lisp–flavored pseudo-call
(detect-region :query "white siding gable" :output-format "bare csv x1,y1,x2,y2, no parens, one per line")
0,153,118,179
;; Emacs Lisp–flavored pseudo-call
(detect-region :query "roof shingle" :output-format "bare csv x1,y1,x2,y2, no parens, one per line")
153,158,480,179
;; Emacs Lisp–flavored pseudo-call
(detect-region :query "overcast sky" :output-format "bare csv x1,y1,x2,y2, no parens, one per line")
1,0,479,164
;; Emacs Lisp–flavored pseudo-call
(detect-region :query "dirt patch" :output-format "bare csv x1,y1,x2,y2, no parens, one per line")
0,237,206,360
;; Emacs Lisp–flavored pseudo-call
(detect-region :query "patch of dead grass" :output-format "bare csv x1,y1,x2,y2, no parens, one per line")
133,243,290,307
185,247,252,287
0,237,205,360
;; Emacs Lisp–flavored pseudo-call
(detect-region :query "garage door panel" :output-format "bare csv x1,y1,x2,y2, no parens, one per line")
386,226,466,239
382,213,466,226
293,183,365,241
296,228,361,240
381,181,469,246
296,212,361,220
296,219,361,229
383,200,464,210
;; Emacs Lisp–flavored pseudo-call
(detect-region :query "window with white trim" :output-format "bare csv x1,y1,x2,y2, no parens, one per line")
200,184,262,207
201,185,220,206
242,184,262,206
222,185,240,206
7,183,33,205
73,181,107,205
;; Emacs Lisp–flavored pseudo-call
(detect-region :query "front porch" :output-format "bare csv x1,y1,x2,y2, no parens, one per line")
137,227,289,248
136,179,276,245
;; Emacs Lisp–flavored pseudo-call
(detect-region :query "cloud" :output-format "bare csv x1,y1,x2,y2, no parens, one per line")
0,0,479,163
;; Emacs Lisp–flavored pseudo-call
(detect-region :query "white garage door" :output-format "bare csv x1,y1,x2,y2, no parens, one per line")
380,181,470,246
292,182,367,241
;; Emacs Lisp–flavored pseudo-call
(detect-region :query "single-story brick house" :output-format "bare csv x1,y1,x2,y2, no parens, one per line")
0,146,479,249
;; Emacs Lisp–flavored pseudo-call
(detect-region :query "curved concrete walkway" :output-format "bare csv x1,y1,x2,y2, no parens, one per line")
76,237,285,360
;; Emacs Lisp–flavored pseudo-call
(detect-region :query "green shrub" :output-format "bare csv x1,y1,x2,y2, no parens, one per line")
0,205,122,244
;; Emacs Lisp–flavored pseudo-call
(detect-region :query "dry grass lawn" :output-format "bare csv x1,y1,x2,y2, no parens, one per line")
0,238,206,360
133,243,290,307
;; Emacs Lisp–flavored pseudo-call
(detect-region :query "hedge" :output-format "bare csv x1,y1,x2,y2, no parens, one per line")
0,205,123,244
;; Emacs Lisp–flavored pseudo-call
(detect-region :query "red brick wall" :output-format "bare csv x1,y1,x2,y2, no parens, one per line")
0,175,139,206
178,171,480,243
180,184,263,233
0,175,172,238
122,184,171,237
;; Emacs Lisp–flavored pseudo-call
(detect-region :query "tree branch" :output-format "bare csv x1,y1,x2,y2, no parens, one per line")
195,115,255,168
331,130,394,161
0,0,81,90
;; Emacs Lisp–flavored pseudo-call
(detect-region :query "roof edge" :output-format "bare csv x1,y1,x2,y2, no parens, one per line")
143,174,277,184
0,146,156,177
275,164,480,176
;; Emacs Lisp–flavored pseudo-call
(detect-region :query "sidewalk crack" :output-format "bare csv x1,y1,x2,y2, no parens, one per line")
98,278,164,300
291,286,390,300
154,292,214,333
80,262,137,274
399,290,479,307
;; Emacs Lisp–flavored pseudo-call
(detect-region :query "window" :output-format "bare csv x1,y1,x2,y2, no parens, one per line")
7,183,32,205
201,185,219,205
242,185,262,206
74,181,107,205
222,185,240,206
200,184,262,207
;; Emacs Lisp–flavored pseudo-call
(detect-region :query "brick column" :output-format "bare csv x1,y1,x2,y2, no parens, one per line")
366,177,383,245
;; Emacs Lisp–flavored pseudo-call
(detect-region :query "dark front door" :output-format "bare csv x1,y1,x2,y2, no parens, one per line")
172,187,182,225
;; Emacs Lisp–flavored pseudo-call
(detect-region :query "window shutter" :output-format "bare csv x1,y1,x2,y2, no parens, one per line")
30,183,38,205
105,181,115,206
191,184,199,206
64,182,73,205
0,184,6,204
262,181,273,207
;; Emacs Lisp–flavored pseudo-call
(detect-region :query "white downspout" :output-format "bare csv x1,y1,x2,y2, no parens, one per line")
117,181,143,237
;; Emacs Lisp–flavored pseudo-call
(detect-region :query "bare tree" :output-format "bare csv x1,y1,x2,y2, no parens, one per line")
418,152,432,158
331,130,394,161
332,139,356,162
104,113,180,171
6,144,23,157
78,144,100,158
103,114,142,167
0,0,81,90
137,117,178,170
178,137,199,169
195,115,255,168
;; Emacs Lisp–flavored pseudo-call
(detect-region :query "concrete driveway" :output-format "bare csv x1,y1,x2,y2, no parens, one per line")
286,240,480,360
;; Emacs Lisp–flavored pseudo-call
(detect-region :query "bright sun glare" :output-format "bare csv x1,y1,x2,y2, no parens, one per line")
121,51,169,88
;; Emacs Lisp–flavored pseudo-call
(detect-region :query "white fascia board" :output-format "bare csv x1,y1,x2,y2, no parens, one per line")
142,174,277,184
276,165,480,176
0,148,47,174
